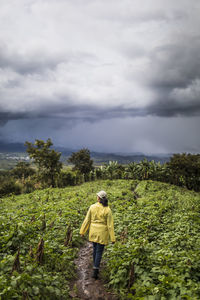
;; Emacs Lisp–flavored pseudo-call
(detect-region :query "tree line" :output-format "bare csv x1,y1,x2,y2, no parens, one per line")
0,138,199,197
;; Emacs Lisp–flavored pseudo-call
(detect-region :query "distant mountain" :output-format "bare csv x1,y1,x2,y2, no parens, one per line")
90,151,171,164
0,141,171,164
57,148,171,164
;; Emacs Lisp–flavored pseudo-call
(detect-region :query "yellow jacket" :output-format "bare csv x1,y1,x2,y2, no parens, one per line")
80,202,116,245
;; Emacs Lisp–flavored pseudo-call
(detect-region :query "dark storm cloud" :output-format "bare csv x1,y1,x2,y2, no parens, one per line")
149,39,200,88
0,96,199,129
0,0,199,123
0,100,147,128
127,38,200,117
0,0,200,153
0,111,38,127
147,99,200,117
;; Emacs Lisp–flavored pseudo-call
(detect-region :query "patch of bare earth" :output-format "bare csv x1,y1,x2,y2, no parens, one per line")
69,242,119,300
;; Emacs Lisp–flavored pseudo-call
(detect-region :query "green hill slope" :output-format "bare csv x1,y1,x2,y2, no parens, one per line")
0,180,200,299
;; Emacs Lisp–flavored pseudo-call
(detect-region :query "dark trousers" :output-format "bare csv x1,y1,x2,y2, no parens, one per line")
92,242,105,269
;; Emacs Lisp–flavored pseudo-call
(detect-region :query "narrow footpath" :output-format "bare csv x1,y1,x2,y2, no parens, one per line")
69,242,118,300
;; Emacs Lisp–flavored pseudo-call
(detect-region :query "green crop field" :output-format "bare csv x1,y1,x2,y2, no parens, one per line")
0,180,200,299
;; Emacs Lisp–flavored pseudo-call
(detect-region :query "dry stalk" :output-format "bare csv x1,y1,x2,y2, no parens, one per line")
12,248,21,273
36,238,44,264
128,263,135,291
64,225,73,246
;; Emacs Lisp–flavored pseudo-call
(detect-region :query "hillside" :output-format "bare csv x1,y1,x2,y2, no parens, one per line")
0,180,200,299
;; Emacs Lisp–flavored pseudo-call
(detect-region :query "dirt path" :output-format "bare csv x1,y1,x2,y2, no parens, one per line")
69,242,118,300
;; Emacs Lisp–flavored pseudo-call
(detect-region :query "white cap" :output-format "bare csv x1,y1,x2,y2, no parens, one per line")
97,190,107,199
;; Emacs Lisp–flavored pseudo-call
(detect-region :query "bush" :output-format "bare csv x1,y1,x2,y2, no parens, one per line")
0,180,22,197
11,162,36,179
22,178,36,194
57,170,77,187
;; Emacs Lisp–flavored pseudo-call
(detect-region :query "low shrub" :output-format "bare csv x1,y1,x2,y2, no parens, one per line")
57,170,77,187
0,180,22,197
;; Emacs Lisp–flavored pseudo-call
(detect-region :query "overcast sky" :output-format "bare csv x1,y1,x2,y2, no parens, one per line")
0,0,200,154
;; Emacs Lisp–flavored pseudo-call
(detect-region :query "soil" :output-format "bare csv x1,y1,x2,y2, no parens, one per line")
69,242,119,300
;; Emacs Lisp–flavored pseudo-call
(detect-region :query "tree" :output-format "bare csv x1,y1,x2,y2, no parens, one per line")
25,138,62,187
11,162,35,179
67,148,93,179
167,153,200,191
